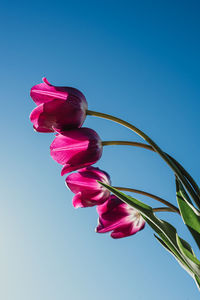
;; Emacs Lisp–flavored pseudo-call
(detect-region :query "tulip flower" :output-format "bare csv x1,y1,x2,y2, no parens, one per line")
96,195,145,239
50,128,103,174
66,166,111,208
30,78,88,132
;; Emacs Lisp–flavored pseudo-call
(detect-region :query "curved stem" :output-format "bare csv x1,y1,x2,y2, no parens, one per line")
102,140,200,201
153,207,177,213
102,140,153,151
87,110,200,209
114,186,180,214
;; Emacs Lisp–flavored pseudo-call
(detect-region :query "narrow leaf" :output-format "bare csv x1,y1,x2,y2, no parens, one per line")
176,178,200,250
99,182,194,275
195,275,200,291
176,234,200,277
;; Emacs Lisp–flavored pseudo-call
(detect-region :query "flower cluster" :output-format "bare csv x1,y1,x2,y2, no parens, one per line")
30,78,145,239
30,78,200,290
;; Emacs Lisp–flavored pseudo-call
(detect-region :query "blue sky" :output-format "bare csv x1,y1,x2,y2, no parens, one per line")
1,1,200,299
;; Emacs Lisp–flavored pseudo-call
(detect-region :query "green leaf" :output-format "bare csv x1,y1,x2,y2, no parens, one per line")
176,178,200,250
99,182,194,275
195,275,200,291
176,234,200,277
178,237,196,257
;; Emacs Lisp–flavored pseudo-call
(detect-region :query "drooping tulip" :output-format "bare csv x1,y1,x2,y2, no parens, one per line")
30,78,88,132
50,128,103,174
96,195,145,239
66,166,111,208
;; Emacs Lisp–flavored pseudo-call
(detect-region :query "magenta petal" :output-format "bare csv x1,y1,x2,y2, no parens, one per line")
65,167,111,207
111,224,134,239
61,161,97,175
42,77,51,85
72,191,103,208
31,78,68,105
50,128,103,174
72,193,84,208
30,78,88,132
50,134,89,165
30,78,88,106
66,170,101,193
29,96,87,132
96,196,145,239
66,167,110,193
111,221,145,239
30,105,54,132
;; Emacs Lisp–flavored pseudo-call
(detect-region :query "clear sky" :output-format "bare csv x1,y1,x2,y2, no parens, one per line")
1,1,200,299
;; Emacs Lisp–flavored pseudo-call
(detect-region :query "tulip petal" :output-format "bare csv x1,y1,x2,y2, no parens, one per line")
30,95,87,133
50,128,103,174
31,79,68,105
111,220,145,239
30,78,88,132
72,192,84,208
66,167,110,193
30,78,87,107
96,196,145,239
72,191,104,208
65,167,111,207
30,104,54,132
61,161,98,175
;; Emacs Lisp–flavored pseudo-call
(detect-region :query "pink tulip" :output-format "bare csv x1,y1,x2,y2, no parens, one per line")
66,167,111,208
30,78,88,132
50,128,103,174
96,195,145,239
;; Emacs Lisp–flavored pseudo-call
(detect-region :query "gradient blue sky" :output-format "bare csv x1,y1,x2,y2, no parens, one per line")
1,1,200,299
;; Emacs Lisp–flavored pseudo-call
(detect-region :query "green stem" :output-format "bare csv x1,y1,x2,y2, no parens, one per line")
87,110,200,209
102,140,200,201
153,207,178,213
114,186,180,214
102,140,153,151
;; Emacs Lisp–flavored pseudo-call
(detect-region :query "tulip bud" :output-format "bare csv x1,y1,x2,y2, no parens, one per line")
30,78,88,132
96,195,145,239
66,166,111,208
50,128,103,174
